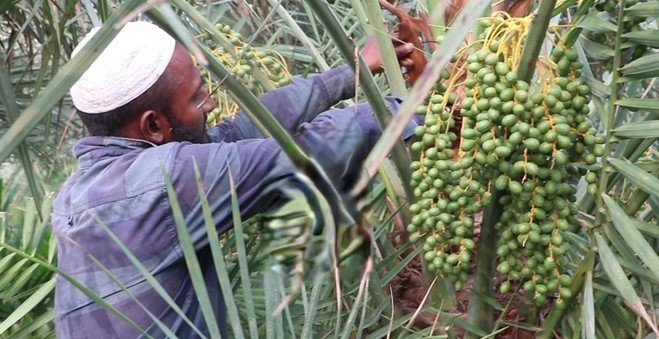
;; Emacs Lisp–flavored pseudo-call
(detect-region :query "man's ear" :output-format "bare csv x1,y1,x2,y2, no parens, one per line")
138,110,170,144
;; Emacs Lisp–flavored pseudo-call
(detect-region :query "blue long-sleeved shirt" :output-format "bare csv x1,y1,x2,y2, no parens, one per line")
51,65,420,338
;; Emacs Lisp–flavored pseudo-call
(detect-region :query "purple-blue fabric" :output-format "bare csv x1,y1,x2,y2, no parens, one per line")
51,65,420,338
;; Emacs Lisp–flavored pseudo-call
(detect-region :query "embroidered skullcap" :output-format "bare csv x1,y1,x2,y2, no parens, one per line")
70,21,176,114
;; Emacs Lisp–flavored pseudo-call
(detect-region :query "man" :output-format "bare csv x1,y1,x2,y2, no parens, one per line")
52,21,418,337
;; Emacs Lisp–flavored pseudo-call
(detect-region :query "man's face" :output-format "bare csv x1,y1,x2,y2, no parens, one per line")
165,45,216,144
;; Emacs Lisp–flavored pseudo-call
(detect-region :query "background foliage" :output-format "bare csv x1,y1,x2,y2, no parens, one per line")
0,0,657,338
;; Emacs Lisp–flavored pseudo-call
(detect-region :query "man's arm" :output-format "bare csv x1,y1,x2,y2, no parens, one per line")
207,65,356,142
207,39,415,142
171,96,421,250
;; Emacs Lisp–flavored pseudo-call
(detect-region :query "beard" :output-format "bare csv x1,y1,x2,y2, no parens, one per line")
169,115,210,144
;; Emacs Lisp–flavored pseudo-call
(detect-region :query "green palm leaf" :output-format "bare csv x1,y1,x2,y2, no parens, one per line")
0,0,148,163
595,233,659,335
608,158,659,197
0,278,54,334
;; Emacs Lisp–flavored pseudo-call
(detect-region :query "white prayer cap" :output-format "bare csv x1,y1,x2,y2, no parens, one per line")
70,21,176,114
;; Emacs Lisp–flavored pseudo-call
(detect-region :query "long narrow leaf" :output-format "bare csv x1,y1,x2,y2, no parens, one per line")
6,309,54,339
28,194,54,256
595,233,659,334
635,219,659,239
340,259,372,339
365,312,416,339
0,278,54,334
301,272,330,339
0,243,149,336
264,265,284,339
622,31,659,48
594,309,617,338
0,258,29,292
192,161,246,339
65,227,179,338
583,75,610,98
582,271,595,339
226,169,259,338
382,245,423,285
0,253,17,273
612,120,659,138
20,198,36,251
625,1,659,18
578,35,615,59
602,194,659,281
616,98,659,110
1,263,39,301
620,53,659,77
0,53,43,213
577,14,617,32
80,0,102,26
276,275,297,339
162,168,222,339
355,285,371,339
94,212,205,337
603,223,659,285
608,158,659,197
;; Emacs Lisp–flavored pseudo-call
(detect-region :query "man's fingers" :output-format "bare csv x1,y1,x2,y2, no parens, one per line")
401,58,414,67
395,43,414,58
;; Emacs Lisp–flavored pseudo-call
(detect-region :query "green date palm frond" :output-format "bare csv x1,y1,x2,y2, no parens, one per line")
1,0,93,211
0,0,657,338
540,0,659,337
0,0,413,337
0,185,56,338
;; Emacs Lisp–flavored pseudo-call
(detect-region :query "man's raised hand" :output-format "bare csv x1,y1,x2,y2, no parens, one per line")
360,36,415,75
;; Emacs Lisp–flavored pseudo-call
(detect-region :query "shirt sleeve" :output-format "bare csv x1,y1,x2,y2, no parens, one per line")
172,96,420,250
207,65,356,142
